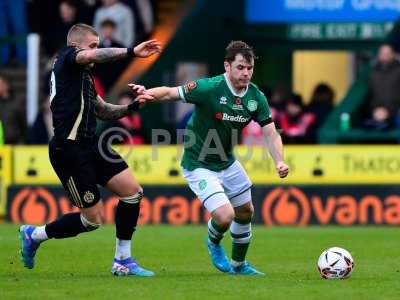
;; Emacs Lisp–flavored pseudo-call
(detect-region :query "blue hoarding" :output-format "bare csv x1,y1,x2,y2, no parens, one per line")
246,0,400,23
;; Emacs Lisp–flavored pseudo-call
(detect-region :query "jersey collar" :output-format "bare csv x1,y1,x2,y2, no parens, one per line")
224,73,248,98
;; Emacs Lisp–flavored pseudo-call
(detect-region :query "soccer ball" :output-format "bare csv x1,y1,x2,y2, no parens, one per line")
317,247,354,279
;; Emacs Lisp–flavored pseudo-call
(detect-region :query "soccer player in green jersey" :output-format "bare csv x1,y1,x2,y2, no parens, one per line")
132,41,289,275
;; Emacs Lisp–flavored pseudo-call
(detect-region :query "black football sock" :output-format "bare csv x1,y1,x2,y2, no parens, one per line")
115,201,140,240
45,213,88,239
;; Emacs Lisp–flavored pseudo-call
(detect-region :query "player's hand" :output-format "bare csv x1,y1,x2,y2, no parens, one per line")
276,161,289,178
133,39,162,58
128,83,146,95
128,93,154,111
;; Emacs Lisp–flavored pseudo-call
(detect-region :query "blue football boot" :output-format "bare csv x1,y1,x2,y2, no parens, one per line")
206,238,232,273
19,225,41,269
111,258,155,277
230,261,265,276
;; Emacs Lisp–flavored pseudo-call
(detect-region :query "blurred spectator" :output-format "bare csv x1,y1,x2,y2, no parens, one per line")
44,0,78,55
27,98,53,144
363,106,394,131
78,0,102,25
102,91,145,145
99,19,124,48
134,0,154,42
93,19,130,92
94,0,135,47
269,85,289,124
0,0,27,65
363,44,400,130
386,17,400,54
0,75,26,143
279,93,315,144
307,83,335,140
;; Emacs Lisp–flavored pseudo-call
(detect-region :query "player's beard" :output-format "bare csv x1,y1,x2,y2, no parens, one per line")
236,78,249,90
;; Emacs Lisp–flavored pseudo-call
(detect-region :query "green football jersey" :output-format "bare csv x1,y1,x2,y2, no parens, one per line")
178,73,272,172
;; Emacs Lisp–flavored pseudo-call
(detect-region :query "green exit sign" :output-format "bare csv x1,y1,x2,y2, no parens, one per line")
289,22,393,41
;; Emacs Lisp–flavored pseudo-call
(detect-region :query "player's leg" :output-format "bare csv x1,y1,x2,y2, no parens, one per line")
19,140,102,269
231,201,263,275
19,183,103,269
183,168,234,273
95,139,153,277
223,161,264,275
105,168,154,277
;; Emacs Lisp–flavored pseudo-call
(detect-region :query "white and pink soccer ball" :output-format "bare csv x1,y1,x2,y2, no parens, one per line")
317,247,354,279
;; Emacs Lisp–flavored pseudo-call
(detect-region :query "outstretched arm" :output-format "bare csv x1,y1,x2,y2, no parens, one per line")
93,89,153,121
76,48,129,64
93,95,131,120
262,122,289,178
130,84,181,103
75,39,162,65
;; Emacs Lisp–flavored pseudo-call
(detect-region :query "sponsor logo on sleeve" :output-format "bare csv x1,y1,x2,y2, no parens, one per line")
184,81,197,93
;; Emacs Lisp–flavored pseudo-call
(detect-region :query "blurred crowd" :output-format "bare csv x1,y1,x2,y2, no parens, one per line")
2,1,400,146
242,82,335,145
1,0,154,145
1,0,154,66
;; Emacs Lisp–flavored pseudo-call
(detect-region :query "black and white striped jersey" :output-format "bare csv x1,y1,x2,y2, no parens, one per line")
49,46,97,141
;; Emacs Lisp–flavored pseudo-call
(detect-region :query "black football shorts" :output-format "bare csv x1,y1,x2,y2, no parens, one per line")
49,137,128,208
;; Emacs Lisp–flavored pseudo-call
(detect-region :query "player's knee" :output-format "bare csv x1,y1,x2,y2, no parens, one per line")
80,213,101,231
214,207,235,228
119,188,143,204
118,183,143,198
235,203,254,223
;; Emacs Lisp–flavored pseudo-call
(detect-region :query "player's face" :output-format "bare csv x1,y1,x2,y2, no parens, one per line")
77,34,99,68
225,54,254,91
78,34,100,50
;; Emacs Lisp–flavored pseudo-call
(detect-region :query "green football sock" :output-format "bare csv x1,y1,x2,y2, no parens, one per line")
230,220,252,263
208,218,227,244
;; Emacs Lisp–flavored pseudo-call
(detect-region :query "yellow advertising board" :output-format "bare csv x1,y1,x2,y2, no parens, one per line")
12,145,186,185
237,145,400,184
13,146,59,184
0,146,12,215
12,145,400,185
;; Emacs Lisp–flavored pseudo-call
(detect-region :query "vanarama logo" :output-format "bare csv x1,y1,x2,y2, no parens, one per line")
262,187,400,226
215,112,249,123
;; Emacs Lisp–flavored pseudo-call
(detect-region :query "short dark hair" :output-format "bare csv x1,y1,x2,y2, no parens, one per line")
60,0,76,8
100,19,117,29
67,23,98,45
225,41,256,63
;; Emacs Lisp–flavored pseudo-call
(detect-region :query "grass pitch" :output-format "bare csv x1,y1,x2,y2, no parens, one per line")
0,225,399,300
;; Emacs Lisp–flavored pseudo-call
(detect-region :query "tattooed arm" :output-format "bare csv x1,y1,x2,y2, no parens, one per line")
93,89,154,120
75,39,162,65
76,48,129,64
93,95,131,120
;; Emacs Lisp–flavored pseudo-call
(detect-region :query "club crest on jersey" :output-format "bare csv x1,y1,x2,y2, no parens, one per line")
232,97,243,110
83,191,95,203
199,179,207,191
215,112,249,123
219,96,227,104
247,100,258,112
184,81,197,93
